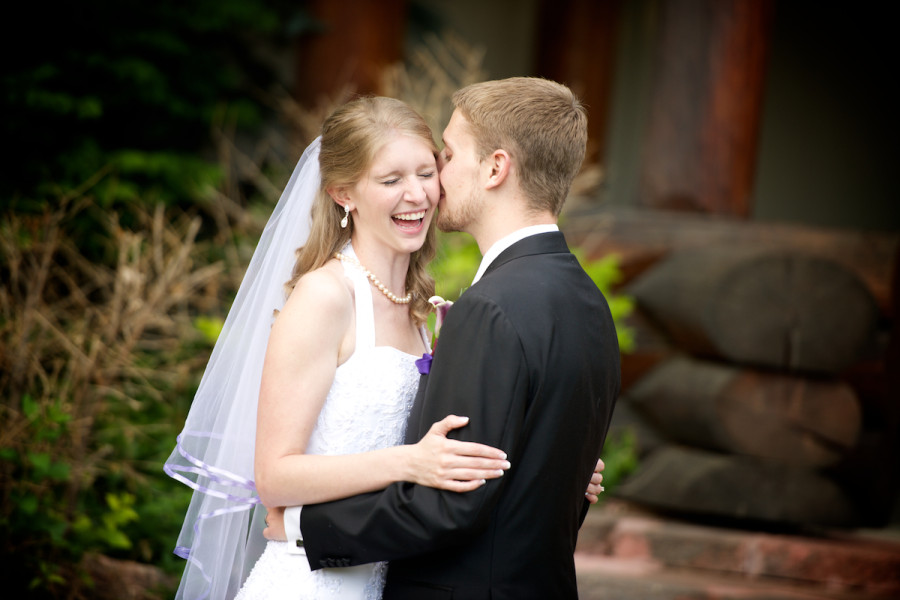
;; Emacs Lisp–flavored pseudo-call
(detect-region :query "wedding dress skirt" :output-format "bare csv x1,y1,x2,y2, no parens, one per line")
237,541,387,600
235,249,426,600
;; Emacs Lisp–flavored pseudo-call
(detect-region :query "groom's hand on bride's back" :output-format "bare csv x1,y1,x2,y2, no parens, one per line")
263,506,287,541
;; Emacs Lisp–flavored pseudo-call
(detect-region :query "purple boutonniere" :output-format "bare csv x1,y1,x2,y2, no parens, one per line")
415,352,432,375
416,296,454,375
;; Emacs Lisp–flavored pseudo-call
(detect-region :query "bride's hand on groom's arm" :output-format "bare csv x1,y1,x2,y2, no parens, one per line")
406,415,511,493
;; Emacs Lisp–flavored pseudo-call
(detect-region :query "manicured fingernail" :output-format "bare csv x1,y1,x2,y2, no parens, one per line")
502,461,511,469
496,470,505,477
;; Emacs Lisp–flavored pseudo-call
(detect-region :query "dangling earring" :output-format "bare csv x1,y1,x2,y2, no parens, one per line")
340,205,350,229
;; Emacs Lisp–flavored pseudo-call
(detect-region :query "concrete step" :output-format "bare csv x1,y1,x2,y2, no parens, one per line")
575,502,900,599
575,555,892,600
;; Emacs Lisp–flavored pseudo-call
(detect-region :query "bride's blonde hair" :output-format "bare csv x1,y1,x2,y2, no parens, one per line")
286,96,438,325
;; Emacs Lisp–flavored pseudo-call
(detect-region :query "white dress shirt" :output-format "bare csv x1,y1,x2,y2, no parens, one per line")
470,224,559,285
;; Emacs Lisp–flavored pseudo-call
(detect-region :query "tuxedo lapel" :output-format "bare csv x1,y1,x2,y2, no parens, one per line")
480,232,570,280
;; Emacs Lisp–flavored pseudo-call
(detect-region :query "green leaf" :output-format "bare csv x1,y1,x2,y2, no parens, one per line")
607,296,635,321
22,394,39,420
28,451,51,474
20,495,38,516
106,493,122,512
47,401,72,425
193,316,224,345
72,514,92,533
46,461,71,482
46,519,68,544
104,530,132,550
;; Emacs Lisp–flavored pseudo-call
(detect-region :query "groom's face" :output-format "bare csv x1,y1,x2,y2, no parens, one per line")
436,110,482,234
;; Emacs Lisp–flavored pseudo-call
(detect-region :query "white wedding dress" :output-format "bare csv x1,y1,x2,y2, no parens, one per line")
235,252,427,600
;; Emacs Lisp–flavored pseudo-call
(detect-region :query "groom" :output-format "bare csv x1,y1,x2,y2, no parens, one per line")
281,77,619,599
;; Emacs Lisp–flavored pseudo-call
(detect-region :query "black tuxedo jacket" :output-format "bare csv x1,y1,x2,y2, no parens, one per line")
300,232,620,599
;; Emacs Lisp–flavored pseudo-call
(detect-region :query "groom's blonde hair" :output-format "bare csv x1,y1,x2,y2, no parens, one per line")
452,77,588,216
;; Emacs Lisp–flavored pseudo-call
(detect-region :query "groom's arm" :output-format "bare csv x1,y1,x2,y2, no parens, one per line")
297,292,528,570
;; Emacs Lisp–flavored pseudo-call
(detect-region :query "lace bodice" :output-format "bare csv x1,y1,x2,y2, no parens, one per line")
236,246,426,600
308,247,424,456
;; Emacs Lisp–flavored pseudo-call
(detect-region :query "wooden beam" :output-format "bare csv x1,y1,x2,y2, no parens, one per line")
639,0,774,216
617,445,857,527
628,357,863,467
562,206,899,316
628,247,880,373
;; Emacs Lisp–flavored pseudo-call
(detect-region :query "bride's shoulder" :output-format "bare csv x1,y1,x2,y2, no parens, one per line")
281,262,352,321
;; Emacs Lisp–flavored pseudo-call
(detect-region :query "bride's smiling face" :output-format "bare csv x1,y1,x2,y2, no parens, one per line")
348,133,439,255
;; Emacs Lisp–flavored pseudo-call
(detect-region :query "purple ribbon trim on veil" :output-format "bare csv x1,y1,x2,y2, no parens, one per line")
166,431,260,500
173,548,214,600
165,431,262,599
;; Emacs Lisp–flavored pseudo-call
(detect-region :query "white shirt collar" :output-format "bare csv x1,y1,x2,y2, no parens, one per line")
471,224,559,285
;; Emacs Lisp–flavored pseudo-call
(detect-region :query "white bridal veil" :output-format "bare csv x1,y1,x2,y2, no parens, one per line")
164,138,321,600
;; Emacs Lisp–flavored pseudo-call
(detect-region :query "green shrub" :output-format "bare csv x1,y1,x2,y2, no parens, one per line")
429,232,636,352
0,198,237,597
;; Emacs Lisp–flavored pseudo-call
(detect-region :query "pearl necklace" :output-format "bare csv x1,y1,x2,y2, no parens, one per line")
334,252,413,305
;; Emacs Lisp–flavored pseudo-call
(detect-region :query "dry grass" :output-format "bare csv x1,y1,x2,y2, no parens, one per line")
0,198,218,507
381,31,488,138
0,83,331,598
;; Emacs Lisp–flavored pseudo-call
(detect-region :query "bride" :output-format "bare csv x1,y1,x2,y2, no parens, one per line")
165,96,510,600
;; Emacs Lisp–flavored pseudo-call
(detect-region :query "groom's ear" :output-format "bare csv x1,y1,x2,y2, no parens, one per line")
484,149,511,190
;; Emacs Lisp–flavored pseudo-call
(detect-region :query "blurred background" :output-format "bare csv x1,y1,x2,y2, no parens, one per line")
2,0,897,598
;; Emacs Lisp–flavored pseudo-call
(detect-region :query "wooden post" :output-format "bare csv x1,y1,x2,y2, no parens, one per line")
535,0,621,163
639,0,773,216
294,0,407,104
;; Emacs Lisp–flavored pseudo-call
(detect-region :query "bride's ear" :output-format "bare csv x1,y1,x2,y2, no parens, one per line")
327,187,352,210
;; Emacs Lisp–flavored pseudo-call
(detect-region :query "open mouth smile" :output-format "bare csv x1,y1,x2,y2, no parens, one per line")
392,210,426,230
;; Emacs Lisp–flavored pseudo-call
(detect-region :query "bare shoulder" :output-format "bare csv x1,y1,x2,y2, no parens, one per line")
279,262,352,326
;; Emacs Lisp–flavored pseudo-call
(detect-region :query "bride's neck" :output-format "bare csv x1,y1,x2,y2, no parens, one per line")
350,242,410,294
